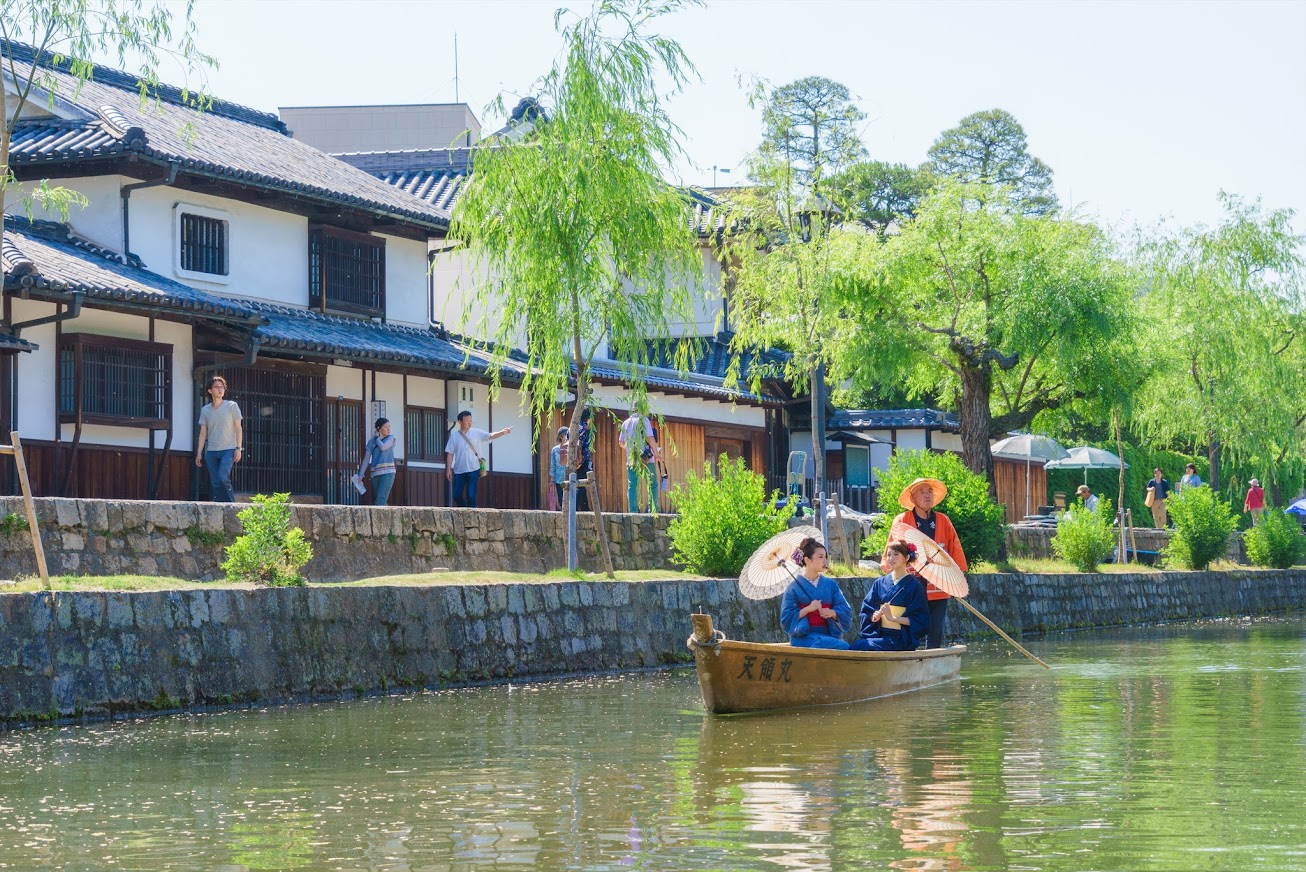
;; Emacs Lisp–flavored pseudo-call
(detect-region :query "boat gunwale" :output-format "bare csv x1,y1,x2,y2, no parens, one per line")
704,637,966,664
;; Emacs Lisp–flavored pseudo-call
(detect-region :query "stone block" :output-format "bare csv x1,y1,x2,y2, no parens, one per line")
507,586,526,615
350,507,373,538
54,499,82,528
105,594,135,629
333,507,354,538
120,502,147,533
463,586,487,618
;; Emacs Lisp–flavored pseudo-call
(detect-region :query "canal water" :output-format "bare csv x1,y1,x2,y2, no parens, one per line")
1,617,1303,871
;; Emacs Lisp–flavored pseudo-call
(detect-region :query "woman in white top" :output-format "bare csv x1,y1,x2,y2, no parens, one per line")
195,376,243,502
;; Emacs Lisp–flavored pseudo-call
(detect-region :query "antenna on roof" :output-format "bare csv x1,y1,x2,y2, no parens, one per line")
454,33,460,104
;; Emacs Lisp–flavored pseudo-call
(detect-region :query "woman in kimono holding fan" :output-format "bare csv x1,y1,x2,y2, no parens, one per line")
779,537,854,650
852,540,930,651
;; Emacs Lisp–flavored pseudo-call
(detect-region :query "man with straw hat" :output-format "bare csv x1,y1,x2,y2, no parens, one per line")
892,478,968,649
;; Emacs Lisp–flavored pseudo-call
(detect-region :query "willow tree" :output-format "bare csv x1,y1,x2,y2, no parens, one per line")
1133,194,1304,495
720,76,866,500
838,180,1133,494
1,0,213,255
449,0,702,575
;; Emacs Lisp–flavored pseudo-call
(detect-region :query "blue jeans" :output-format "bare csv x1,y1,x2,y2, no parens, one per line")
205,449,236,502
626,463,658,513
371,472,395,506
452,471,479,507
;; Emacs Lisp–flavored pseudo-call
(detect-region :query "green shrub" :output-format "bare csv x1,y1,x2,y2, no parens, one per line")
1244,507,1306,569
668,456,795,577
221,493,312,586
863,450,1006,564
1164,486,1237,570
1052,498,1116,572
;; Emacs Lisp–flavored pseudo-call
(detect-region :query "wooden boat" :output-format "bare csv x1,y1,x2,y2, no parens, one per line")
687,613,964,715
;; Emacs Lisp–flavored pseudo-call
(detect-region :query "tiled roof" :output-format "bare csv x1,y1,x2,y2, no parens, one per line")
340,147,726,235
336,148,471,214
1,214,522,378
586,358,778,406
829,408,960,432
643,332,789,382
1,214,260,322
3,40,450,229
245,301,520,380
0,332,36,353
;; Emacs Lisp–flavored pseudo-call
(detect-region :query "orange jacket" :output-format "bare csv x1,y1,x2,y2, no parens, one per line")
893,510,968,600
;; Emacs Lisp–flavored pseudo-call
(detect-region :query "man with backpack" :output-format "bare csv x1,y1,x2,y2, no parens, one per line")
619,410,663,513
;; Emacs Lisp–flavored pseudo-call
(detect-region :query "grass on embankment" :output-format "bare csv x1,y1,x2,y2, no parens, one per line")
0,559,1293,593
0,568,710,593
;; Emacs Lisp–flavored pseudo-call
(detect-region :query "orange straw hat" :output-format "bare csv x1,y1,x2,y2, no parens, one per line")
898,477,948,510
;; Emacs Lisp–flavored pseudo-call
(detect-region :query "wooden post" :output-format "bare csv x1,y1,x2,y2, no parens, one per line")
2,432,49,589
833,493,855,572
1126,508,1139,566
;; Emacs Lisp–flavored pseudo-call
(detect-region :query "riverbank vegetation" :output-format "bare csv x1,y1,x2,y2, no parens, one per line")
720,75,1305,530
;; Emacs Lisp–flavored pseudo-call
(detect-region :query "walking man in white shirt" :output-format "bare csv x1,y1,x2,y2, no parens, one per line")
444,411,512,508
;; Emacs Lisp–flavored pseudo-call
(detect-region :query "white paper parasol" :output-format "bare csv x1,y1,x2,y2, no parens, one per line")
888,521,969,597
738,525,824,600
888,522,1050,668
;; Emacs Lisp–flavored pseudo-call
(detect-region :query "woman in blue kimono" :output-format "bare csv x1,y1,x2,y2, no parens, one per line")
779,537,853,650
852,541,930,651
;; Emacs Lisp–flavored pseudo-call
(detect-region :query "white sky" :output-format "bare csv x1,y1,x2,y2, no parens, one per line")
162,0,1304,233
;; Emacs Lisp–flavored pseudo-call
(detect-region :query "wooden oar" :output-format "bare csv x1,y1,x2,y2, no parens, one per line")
952,596,1050,669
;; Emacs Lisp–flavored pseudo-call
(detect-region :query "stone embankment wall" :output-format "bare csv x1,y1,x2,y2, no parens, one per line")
2,568,1303,727
0,497,682,580
1006,525,1247,563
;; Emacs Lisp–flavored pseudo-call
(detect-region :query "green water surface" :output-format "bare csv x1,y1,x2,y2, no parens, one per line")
0,617,1303,871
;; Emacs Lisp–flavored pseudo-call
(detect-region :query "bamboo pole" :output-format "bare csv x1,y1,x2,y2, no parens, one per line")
954,596,1050,669
4,433,49,589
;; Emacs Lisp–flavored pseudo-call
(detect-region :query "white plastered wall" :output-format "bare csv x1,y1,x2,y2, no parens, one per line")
9,300,194,449
12,176,126,254
382,234,431,328
129,185,308,306
488,387,534,474
430,248,528,349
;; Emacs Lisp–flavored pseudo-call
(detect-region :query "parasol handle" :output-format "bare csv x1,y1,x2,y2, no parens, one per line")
953,597,1050,669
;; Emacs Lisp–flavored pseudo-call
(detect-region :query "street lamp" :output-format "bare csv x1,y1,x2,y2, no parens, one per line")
712,165,731,187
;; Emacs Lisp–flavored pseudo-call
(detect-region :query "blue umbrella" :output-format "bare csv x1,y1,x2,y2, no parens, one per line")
1286,498,1306,517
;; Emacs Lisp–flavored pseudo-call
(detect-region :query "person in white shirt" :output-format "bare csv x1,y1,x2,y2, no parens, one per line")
1076,484,1100,512
618,411,662,513
195,375,243,502
444,410,511,508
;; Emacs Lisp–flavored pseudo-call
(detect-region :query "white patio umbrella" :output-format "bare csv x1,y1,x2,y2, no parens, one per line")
1045,446,1130,485
991,433,1071,517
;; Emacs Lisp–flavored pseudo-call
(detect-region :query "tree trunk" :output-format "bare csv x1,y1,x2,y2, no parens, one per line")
568,319,615,578
959,363,997,500
809,365,824,501
1207,436,1220,493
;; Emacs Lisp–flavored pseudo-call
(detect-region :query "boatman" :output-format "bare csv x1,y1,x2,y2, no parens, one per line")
893,477,968,649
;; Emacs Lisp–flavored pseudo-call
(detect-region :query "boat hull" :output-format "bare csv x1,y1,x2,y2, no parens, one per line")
688,613,964,715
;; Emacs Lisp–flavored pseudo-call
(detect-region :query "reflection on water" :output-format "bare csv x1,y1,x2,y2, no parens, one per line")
0,618,1303,870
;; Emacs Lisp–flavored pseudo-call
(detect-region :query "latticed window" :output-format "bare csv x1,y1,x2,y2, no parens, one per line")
309,224,386,317
179,212,228,275
405,406,447,462
58,334,171,426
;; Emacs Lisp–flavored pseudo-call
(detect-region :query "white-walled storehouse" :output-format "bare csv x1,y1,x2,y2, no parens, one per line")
1,41,542,506
335,131,794,512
